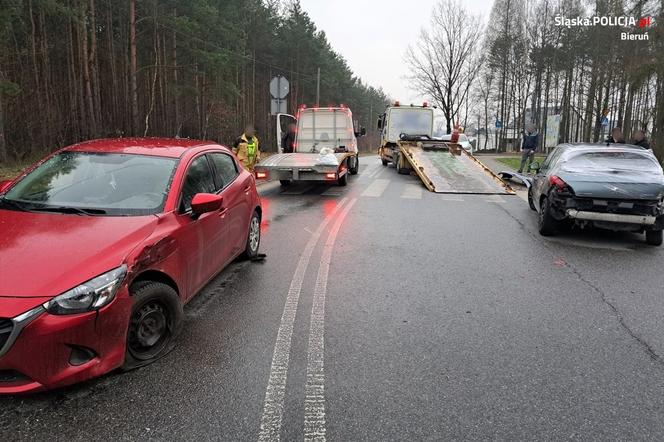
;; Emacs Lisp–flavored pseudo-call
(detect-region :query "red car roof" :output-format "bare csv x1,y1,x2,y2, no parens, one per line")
65,137,220,158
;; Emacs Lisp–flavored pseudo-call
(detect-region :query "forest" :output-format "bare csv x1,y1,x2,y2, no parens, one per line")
0,0,390,163
482,0,663,157
405,0,664,160
407,0,664,159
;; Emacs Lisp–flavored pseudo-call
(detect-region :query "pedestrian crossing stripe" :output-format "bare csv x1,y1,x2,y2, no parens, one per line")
400,184,423,199
361,179,390,197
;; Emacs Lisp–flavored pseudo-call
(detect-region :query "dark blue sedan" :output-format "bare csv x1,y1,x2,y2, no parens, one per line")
528,143,664,245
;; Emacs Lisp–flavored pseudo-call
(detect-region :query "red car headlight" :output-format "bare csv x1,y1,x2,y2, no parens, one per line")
43,265,127,315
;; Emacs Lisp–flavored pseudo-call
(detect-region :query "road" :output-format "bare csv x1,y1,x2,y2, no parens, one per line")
2,157,664,440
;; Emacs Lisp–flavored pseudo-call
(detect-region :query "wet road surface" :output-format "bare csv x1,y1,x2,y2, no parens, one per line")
2,157,664,440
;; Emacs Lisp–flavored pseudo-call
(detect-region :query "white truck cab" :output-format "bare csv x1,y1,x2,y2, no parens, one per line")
257,106,364,187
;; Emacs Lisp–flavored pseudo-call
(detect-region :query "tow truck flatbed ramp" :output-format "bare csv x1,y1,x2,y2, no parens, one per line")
258,152,351,169
401,145,515,195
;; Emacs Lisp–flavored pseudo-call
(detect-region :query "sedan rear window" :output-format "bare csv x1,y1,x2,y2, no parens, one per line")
2,152,177,216
563,151,662,174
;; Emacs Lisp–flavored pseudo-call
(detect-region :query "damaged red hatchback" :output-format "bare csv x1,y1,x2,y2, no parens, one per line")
0,138,262,393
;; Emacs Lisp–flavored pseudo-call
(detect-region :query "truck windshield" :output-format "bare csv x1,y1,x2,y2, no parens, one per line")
388,109,433,140
297,110,354,152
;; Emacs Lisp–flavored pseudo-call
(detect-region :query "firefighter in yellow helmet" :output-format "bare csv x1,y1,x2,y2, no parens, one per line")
233,124,261,171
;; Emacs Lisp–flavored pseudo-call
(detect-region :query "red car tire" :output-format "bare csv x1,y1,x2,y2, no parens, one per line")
122,281,183,371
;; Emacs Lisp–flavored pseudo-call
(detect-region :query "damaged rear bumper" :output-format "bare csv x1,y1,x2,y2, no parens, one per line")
566,209,657,226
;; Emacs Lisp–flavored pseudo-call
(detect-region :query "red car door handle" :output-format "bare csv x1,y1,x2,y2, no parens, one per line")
243,186,251,192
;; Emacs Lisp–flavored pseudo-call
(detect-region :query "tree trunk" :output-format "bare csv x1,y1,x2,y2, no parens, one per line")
0,87,6,163
129,0,139,134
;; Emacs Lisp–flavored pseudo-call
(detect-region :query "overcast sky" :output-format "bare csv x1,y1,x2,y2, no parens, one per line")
299,0,494,103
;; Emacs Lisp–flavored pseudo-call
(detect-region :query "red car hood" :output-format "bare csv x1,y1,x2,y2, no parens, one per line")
0,209,157,298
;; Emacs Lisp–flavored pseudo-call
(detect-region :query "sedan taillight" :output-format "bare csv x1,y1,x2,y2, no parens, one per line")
549,175,571,192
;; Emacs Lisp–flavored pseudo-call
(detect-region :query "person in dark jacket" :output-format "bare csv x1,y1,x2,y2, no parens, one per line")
518,124,539,173
632,130,650,149
281,123,296,153
606,127,625,144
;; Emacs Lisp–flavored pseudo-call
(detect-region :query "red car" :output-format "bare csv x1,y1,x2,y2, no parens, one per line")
0,138,262,393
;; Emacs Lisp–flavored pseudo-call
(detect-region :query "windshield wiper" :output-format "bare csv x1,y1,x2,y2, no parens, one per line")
0,197,27,212
32,206,107,215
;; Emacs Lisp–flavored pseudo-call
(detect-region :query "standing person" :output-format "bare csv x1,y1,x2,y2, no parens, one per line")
518,123,539,173
606,127,625,143
233,125,261,171
281,123,296,153
632,129,650,149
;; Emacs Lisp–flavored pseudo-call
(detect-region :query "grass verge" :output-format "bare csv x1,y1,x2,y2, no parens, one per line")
496,156,546,170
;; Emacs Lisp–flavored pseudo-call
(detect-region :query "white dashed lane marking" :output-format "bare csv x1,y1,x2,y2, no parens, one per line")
257,198,348,442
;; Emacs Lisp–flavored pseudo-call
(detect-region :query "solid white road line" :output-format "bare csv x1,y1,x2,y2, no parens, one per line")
400,184,423,200
257,198,348,442
361,179,390,198
303,198,357,442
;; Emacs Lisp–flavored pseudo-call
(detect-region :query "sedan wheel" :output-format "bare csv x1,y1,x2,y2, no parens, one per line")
538,196,558,236
242,211,261,258
646,229,663,246
527,187,536,211
123,281,183,370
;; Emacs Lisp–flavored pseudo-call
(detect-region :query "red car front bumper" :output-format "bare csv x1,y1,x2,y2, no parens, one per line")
0,288,131,394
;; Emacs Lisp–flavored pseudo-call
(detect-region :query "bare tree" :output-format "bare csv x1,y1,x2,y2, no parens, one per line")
405,0,484,134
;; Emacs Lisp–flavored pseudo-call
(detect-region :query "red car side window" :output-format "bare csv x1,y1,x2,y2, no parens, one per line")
180,156,216,212
208,153,239,191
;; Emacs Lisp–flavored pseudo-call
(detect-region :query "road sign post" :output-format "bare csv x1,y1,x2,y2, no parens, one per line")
269,76,289,115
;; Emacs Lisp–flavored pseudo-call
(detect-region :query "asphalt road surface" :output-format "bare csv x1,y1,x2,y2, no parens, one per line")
2,157,664,441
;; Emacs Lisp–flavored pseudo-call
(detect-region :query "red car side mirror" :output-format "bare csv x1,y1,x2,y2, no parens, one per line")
191,193,223,217
0,180,12,193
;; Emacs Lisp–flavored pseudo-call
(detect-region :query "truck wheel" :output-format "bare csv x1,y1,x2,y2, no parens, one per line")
350,155,359,175
279,180,291,187
381,158,388,166
338,172,348,186
395,152,408,175
538,196,558,236
646,229,663,246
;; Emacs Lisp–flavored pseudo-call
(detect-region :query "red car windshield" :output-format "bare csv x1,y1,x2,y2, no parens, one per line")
2,152,177,216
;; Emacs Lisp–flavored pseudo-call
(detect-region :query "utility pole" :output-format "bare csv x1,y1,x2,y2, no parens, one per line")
316,67,320,107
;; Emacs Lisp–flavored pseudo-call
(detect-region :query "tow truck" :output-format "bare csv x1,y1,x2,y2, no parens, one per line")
377,102,514,194
255,105,364,187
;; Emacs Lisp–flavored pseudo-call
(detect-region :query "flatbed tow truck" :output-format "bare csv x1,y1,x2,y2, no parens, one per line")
255,106,363,187
377,103,514,194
